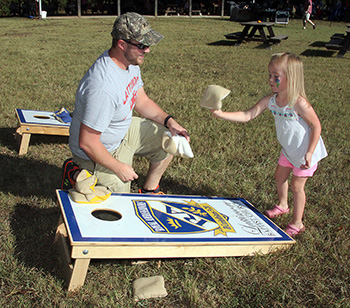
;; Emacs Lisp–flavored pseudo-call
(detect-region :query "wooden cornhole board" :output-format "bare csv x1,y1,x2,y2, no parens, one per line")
15,108,70,155
55,190,295,291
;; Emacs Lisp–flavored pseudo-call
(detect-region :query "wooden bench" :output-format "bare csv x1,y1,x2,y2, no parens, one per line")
225,32,243,40
225,22,288,47
191,10,202,15
165,5,180,16
225,32,265,41
165,9,178,16
326,29,350,58
269,34,289,43
331,33,345,39
326,38,345,50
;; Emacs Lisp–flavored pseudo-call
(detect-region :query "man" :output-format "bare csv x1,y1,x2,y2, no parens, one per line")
63,12,190,194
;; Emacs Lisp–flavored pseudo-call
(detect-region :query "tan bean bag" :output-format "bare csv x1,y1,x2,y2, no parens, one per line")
133,276,167,301
162,131,194,158
68,169,111,204
200,85,231,110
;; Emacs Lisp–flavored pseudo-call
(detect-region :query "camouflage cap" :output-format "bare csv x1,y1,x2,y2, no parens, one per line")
111,12,164,46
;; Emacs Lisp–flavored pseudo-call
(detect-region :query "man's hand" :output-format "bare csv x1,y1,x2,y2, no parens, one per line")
166,117,190,143
80,123,138,182
113,162,139,183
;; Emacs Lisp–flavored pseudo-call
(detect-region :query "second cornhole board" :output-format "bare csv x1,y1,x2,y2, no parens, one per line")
15,108,70,155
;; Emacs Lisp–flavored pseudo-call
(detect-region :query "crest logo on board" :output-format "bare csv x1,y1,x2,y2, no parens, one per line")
133,199,235,236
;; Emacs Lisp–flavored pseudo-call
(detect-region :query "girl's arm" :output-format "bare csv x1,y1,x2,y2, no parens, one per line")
210,95,270,122
295,97,322,169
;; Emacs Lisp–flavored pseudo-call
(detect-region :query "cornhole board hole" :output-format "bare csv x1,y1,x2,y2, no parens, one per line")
55,190,295,291
15,108,70,155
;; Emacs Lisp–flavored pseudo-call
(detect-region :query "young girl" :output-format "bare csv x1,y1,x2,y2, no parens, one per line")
210,53,327,237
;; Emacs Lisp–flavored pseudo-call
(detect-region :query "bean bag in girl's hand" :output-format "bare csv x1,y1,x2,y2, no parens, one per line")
200,85,230,110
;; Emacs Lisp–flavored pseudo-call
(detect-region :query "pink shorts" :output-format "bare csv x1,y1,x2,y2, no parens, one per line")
278,152,318,177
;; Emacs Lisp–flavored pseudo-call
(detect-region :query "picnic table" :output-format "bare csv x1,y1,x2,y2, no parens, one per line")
326,28,350,58
225,21,288,47
164,4,181,16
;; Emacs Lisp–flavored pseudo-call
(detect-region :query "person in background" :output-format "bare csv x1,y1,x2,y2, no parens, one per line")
303,0,316,29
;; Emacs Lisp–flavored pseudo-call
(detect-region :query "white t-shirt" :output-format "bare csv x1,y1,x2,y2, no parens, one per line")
268,94,327,168
69,50,144,160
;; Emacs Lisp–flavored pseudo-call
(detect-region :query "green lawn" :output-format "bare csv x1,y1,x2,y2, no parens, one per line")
0,16,349,307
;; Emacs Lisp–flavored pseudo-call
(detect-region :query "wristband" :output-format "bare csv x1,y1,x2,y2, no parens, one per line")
164,115,174,128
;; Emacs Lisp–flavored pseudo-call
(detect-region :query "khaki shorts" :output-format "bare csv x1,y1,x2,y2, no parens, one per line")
73,117,169,192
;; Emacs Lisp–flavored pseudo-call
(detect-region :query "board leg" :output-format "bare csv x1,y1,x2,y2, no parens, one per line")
18,133,31,155
68,258,90,292
54,215,67,243
54,215,91,291
55,216,74,286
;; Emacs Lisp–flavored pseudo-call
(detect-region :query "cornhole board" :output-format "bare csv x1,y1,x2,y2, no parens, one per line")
15,108,70,155
55,190,295,291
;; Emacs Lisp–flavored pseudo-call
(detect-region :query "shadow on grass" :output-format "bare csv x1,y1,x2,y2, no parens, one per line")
0,127,69,153
208,40,240,46
300,49,336,57
0,128,69,283
10,203,61,275
309,41,327,47
208,40,281,50
0,128,18,152
1,152,62,276
0,152,61,199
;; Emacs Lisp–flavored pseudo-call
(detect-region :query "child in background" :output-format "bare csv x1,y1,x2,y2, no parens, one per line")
210,53,327,237
303,0,316,30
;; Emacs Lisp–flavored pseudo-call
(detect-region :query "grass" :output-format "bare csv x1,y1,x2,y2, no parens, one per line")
0,15,349,307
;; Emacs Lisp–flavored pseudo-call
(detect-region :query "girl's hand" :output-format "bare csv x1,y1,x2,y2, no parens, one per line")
301,152,312,169
209,96,269,123
295,97,322,170
210,109,223,118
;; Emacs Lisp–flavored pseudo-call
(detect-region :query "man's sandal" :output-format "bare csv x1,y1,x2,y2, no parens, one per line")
264,204,290,219
285,224,305,237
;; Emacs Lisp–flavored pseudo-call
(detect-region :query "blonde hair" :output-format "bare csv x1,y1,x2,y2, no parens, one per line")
269,53,307,107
